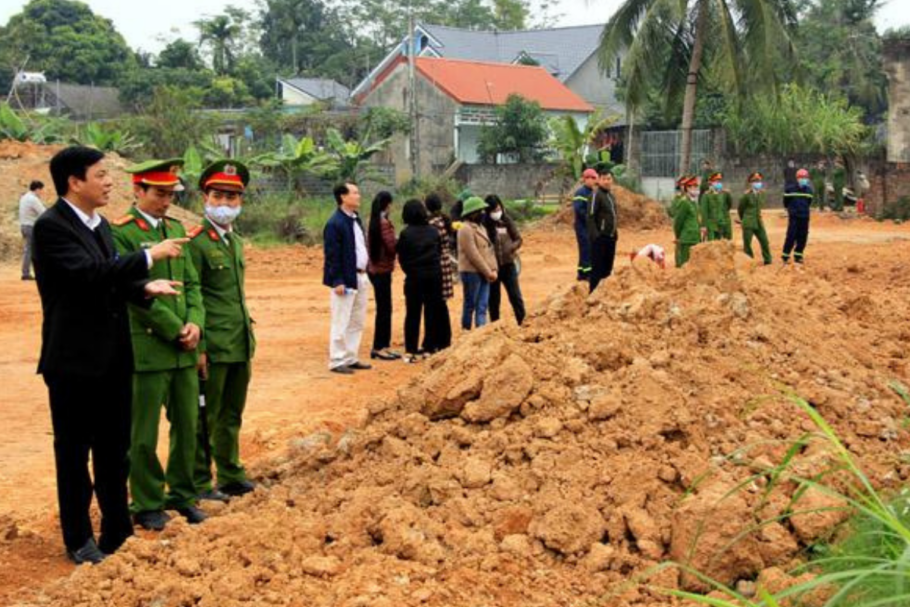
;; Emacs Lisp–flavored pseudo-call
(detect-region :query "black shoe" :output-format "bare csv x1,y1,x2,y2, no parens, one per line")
132,510,170,531
330,366,354,375
198,489,230,502
348,361,372,370
67,538,105,565
177,506,207,524
370,350,398,361
218,479,256,497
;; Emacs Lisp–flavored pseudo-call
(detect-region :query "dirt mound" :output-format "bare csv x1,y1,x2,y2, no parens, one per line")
548,184,669,232
27,241,910,607
0,141,198,261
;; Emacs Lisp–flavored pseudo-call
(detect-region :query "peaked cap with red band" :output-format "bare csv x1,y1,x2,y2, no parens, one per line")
125,158,185,191
199,159,250,192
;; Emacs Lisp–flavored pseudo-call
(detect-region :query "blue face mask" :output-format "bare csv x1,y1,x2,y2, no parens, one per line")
798,178,810,187
713,182,723,192
753,182,764,191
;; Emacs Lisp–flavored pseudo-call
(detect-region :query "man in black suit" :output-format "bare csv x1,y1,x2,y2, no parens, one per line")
32,146,188,564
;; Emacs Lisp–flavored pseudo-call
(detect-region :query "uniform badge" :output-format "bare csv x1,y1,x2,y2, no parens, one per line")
208,229,220,241
136,218,150,232
169,165,180,174
224,164,237,176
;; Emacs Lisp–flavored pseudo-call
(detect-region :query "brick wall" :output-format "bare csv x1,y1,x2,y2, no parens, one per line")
863,161,910,216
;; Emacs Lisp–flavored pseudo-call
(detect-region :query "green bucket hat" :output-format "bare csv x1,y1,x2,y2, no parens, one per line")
457,188,473,201
460,196,487,217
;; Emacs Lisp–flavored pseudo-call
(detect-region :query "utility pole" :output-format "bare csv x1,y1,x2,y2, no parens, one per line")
407,9,420,180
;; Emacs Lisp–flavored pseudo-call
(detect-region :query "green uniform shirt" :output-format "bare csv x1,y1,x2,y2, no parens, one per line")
737,191,766,230
669,196,701,245
188,218,255,364
112,207,204,372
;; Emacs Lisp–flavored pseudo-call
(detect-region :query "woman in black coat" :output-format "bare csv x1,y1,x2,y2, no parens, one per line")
396,199,451,360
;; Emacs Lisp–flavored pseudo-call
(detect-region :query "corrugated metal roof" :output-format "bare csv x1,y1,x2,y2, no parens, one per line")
419,23,604,81
281,78,351,102
415,57,593,112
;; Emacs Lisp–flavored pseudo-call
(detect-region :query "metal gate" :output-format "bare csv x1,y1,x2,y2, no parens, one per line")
640,129,716,177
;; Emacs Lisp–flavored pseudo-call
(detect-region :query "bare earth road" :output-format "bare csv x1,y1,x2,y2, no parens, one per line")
0,211,907,602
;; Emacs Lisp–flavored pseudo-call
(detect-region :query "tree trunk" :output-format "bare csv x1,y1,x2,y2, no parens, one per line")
678,0,709,175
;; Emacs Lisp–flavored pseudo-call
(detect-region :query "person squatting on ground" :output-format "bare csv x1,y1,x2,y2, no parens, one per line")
366,191,400,361
782,168,814,265
19,180,46,280
457,196,498,330
323,183,372,375
587,165,619,293
189,160,257,503
670,175,704,268
484,195,526,325
396,199,451,360
33,146,186,564
572,168,598,281
738,172,773,265
112,159,206,531
629,244,666,269
700,172,733,241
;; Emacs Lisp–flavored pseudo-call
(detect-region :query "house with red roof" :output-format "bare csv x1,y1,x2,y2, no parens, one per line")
359,56,595,181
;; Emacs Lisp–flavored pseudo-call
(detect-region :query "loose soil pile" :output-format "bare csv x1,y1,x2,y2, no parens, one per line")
549,184,670,232
0,141,197,261
25,241,910,607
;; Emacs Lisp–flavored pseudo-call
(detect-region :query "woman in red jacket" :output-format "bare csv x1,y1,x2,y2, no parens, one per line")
367,191,400,360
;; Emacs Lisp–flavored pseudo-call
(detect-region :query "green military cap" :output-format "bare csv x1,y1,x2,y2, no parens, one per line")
125,158,185,190
199,159,250,192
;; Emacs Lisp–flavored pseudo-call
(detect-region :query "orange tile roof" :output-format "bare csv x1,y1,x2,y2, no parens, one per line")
415,57,594,113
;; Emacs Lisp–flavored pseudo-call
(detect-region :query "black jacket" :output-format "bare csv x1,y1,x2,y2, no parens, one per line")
397,224,442,280
587,188,618,242
32,199,151,377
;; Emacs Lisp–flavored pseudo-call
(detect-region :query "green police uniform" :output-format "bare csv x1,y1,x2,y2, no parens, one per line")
112,203,204,515
669,195,701,268
832,163,846,211
738,191,772,264
698,192,720,241
190,160,255,494
809,165,827,210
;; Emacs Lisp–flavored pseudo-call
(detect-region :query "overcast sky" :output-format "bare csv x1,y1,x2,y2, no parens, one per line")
1,0,908,54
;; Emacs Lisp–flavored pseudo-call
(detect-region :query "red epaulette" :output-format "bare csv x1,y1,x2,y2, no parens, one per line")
207,229,220,242
111,215,136,227
187,225,204,238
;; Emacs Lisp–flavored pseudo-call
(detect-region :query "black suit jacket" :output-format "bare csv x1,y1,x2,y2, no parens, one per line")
32,199,151,377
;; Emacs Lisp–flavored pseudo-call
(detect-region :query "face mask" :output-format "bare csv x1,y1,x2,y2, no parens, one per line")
798,178,810,187
753,182,764,191
713,182,723,192
687,189,699,200
490,211,503,221
206,204,242,226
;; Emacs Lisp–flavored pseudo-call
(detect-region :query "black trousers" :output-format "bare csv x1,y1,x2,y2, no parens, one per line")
489,263,526,325
405,274,450,354
783,216,810,261
44,369,133,553
368,272,393,351
589,235,617,293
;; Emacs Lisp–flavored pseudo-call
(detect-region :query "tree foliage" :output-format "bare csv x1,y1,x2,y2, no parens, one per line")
721,84,870,157
0,0,135,87
477,94,548,164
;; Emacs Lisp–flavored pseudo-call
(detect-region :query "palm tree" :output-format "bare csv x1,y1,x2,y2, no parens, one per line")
598,0,798,174
195,14,241,75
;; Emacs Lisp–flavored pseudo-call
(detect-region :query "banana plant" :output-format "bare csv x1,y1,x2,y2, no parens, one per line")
251,134,337,199
72,122,140,155
323,127,391,183
0,103,66,144
548,111,618,180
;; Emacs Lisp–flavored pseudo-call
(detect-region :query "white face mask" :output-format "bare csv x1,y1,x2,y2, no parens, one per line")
206,204,242,226
490,211,503,221
687,189,699,200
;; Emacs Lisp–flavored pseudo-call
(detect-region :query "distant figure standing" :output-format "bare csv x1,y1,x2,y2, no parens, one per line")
810,159,828,210
323,183,372,375
738,172,773,265
572,168,598,281
832,158,846,211
587,165,618,293
457,196,498,330
485,195,526,325
782,168,814,265
19,180,46,280
366,191,399,361
784,158,798,189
